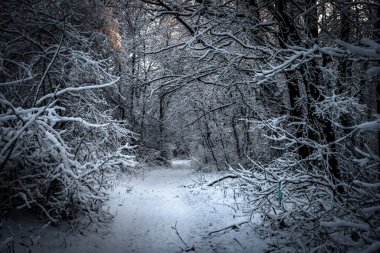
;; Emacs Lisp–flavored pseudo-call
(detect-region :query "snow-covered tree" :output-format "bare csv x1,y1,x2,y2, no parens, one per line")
137,0,379,251
0,0,137,222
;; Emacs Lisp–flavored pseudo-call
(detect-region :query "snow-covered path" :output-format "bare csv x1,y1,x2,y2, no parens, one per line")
93,160,266,253
1,161,267,253
104,162,204,253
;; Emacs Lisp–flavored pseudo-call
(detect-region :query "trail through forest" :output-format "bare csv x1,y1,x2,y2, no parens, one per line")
85,160,266,253
2,161,267,253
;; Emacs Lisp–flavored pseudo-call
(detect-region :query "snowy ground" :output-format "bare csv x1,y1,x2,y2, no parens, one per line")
1,160,268,253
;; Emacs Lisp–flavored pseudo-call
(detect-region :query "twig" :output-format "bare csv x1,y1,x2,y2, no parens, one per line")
33,34,64,106
207,174,238,186
171,221,195,252
208,220,249,236
233,238,244,249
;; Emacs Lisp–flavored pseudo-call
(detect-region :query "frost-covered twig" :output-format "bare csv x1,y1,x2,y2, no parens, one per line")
208,220,249,236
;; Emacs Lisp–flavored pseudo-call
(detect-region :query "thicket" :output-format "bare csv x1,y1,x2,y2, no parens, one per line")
0,0,137,223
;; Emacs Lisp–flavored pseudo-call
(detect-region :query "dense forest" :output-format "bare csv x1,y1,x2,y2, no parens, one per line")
0,0,379,252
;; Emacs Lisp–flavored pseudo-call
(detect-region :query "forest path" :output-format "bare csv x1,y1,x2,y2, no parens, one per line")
105,160,208,253
89,160,266,253
2,161,266,253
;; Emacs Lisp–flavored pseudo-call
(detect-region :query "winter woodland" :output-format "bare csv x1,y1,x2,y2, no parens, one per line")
0,0,379,252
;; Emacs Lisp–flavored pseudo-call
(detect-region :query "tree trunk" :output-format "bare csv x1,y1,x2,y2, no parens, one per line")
274,0,310,159
303,0,342,193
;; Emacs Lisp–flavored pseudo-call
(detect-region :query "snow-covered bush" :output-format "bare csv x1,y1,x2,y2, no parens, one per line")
232,116,379,252
0,0,137,222
231,39,380,252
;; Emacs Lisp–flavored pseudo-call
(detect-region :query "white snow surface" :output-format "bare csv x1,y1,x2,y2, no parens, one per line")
1,161,266,253
171,159,192,166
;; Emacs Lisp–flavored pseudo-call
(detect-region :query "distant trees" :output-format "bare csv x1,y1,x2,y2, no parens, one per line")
0,0,136,222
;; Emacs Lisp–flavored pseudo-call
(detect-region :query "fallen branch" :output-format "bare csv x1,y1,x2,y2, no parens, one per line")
207,174,238,186
208,220,249,236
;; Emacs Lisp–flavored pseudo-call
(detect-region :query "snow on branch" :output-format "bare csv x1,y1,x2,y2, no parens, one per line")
35,77,120,106
320,219,370,231
231,97,379,251
336,38,380,59
0,75,37,87
0,92,137,221
356,115,380,131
